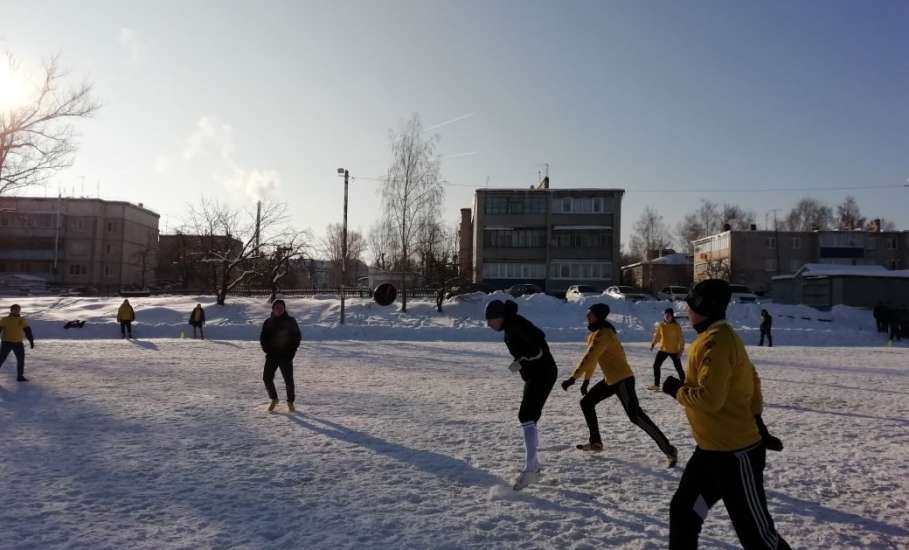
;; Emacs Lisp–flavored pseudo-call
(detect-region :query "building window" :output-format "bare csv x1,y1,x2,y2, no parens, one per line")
764,259,778,272
107,222,113,232
550,261,612,280
104,265,112,277
888,238,897,250
484,196,547,215
484,228,546,248
766,237,776,249
482,263,546,279
68,264,87,275
106,244,112,255
551,230,613,250
554,197,611,215
890,259,899,270
792,237,800,250
561,198,572,213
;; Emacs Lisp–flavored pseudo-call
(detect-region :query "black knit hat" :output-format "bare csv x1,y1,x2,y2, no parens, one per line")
686,279,731,318
485,299,517,319
588,303,610,321
272,299,287,310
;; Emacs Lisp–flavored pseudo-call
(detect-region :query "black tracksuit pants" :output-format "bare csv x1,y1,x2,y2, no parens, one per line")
653,351,685,386
120,321,132,338
518,364,557,423
759,328,773,347
263,356,295,402
670,443,790,550
0,342,26,378
580,377,674,455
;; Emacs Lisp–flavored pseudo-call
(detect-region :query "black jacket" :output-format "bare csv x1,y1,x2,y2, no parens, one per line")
760,313,772,330
502,311,556,380
260,313,302,358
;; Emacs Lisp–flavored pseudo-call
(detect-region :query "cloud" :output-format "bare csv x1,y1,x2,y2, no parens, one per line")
181,115,280,201
153,156,170,173
118,27,144,63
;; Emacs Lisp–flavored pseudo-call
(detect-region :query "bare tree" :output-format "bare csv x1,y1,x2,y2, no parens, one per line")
381,113,444,312
367,217,399,271
321,223,367,287
836,196,865,230
782,198,833,232
676,200,755,252
630,206,671,261
0,53,100,195
186,199,288,305
257,232,311,301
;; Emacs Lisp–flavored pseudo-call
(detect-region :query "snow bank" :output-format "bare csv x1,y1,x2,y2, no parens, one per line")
0,292,896,347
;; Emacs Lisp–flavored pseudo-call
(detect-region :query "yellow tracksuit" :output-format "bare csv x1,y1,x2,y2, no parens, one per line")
652,321,684,354
0,315,29,343
117,304,135,322
676,320,762,451
571,327,634,385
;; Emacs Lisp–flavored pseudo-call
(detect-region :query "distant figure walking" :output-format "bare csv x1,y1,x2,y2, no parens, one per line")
872,302,886,333
117,299,135,339
759,309,773,347
189,304,206,339
0,304,35,382
260,299,302,413
648,308,686,391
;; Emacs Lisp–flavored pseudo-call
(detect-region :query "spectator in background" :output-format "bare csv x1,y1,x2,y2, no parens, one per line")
759,309,773,347
189,304,206,339
0,304,35,382
873,302,886,333
117,299,135,339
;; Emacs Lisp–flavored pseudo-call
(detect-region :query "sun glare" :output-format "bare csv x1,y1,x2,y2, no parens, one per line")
0,60,27,112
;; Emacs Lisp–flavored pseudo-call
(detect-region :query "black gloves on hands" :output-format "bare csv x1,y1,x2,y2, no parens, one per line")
580,379,590,396
29,341,35,349
561,377,576,391
662,376,683,398
755,415,784,452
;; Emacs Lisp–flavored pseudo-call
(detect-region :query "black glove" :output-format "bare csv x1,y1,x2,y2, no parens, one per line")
662,376,683,398
29,341,35,349
580,379,590,395
561,377,576,391
755,415,784,452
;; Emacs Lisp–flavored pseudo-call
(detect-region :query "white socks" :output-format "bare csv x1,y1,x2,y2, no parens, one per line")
521,421,539,472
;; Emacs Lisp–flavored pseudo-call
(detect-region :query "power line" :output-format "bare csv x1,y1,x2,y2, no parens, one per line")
627,184,906,193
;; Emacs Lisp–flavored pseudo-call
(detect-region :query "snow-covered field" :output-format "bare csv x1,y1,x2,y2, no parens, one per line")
1,338,906,549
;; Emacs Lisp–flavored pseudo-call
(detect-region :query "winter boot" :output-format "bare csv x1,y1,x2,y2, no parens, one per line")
665,445,678,468
576,442,604,452
512,468,540,491
287,402,296,413
267,399,279,412
646,384,660,392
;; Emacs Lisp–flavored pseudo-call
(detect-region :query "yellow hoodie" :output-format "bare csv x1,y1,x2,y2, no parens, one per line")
117,303,135,322
571,327,634,385
652,321,684,354
676,320,762,451
0,315,30,343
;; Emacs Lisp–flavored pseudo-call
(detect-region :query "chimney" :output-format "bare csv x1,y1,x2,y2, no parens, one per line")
750,224,757,231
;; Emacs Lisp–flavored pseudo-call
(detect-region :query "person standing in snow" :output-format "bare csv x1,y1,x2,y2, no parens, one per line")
189,304,206,339
260,299,302,412
647,308,686,391
661,279,789,550
872,302,886,333
485,299,557,491
561,303,678,466
117,299,135,339
759,309,773,347
0,304,35,382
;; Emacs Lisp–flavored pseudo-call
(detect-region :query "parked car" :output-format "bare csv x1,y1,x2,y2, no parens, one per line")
445,282,494,299
729,284,759,304
565,285,602,302
657,285,690,301
506,283,543,298
605,285,656,302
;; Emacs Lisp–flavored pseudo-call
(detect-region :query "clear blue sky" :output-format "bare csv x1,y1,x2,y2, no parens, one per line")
3,0,907,254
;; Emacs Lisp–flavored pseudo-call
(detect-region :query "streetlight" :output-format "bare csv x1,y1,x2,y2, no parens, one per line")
337,168,349,325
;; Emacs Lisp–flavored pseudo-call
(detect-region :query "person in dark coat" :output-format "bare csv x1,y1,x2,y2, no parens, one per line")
188,304,206,339
759,309,773,347
872,302,886,333
260,299,302,412
486,299,558,491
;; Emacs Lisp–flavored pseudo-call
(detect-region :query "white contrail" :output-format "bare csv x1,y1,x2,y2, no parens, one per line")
427,112,476,131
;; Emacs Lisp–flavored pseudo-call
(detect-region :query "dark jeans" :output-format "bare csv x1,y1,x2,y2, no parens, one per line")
120,321,133,338
759,328,773,347
670,444,790,550
0,342,26,378
518,365,557,423
580,377,674,455
654,351,685,386
264,356,295,402
192,324,204,339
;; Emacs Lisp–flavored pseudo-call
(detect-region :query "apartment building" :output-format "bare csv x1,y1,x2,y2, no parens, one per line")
0,196,160,290
692,227,908,293
462,183,623,294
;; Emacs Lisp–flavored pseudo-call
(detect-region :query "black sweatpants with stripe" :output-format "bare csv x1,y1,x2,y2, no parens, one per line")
580,376,674,455
670,443,791,550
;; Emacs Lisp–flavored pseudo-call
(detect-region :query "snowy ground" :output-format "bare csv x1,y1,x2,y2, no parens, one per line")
1,339,906,549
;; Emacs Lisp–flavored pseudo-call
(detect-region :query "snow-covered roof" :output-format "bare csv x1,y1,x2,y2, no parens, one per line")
773,263,909,280
621,253,691,270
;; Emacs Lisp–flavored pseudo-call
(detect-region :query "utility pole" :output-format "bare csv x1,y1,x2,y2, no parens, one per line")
337,168,350,325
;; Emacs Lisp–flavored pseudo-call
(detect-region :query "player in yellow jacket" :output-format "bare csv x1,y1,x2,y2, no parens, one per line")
661,280,789,550
0,304,35,382
561,303,677,466
647,308,686,391
117,299,135,339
